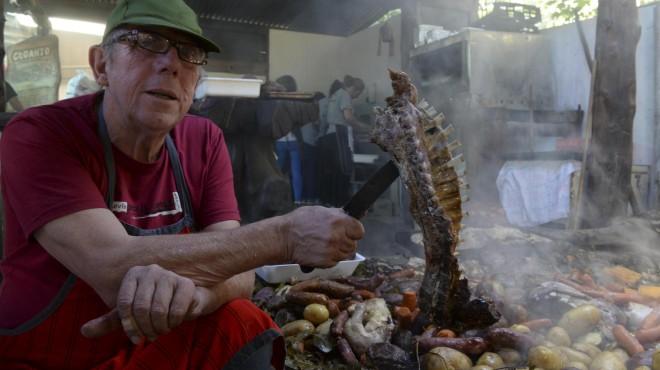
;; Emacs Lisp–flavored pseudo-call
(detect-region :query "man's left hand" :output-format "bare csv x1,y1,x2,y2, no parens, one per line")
80,264,215,344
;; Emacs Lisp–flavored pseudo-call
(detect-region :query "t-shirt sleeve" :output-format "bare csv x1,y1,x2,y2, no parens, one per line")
1,115,107,239
197,124,240,227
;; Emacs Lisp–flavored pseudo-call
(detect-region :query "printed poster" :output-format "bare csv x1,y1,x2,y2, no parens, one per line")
7,34,61,108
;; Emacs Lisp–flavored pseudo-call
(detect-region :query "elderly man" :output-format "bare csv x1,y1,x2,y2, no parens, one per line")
0,0,363,369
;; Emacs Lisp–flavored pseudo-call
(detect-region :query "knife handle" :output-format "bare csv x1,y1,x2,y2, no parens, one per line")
300,266,314,273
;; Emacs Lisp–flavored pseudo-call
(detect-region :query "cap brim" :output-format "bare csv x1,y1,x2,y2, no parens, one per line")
115,17,221,53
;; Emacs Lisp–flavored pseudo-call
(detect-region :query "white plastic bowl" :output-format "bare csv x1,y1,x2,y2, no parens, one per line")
255,253,366,284
198,77,263,98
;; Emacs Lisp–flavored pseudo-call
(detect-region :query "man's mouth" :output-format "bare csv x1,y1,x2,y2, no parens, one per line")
146,90,177,100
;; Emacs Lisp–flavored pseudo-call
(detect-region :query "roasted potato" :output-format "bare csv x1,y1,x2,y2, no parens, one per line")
528,345,566,370
498,348,521,365
424,347,473,370
558,346,592,365
281,320,315,337
303,303,330,325
589,352,625,370
547,326,571,347
476,352,504,367
558,305,602,338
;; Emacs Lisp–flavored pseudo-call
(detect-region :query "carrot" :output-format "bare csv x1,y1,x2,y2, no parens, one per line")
639,285,660,300
557,277,647,304
401,291,417,311
410,307,421,323
634,324,660,343
605,266,642,286
436,329,456,338
578,273,598,290
604,282,625,293
612,324,644,355
351,289,376,300
393,306,412,328
608,291,648,305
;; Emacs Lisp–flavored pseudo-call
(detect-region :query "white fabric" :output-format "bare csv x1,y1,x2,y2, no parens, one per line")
496,160,580,227
64,70,101,98
277,132,296,142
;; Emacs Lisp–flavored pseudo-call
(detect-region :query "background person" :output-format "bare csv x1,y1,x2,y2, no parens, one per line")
318,75,369,206
274,75,304,205
300,92,326,204
4,82,24,112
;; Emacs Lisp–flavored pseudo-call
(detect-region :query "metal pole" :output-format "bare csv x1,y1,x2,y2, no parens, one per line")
649,4,660,209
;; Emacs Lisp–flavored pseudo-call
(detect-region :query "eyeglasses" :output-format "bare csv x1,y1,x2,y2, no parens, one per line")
112,29,208,65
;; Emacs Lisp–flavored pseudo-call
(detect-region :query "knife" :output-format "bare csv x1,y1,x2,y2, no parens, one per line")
342,159,400,219
300,160,400,272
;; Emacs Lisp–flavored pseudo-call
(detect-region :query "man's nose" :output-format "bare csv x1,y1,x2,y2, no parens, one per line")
155,46,181,74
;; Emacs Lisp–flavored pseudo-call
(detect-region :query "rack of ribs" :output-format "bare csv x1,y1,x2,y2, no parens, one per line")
372,69,499,331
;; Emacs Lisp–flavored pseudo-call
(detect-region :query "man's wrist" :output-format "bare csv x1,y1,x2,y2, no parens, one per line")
273,214,292,264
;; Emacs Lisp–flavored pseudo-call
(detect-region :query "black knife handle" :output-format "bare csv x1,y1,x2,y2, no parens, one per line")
300,266,314,273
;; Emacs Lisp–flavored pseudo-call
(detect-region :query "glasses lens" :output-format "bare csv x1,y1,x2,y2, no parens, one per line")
177,44,207,65
137,32,170,53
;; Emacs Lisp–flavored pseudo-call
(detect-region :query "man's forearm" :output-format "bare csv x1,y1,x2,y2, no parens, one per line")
204,270,255,314
38,206,360,308
120,216,287,287
37,209,290,306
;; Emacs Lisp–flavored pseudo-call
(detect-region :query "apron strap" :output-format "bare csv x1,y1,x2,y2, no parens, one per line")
96,99,197,232
97,103,116,208
165,136,195,227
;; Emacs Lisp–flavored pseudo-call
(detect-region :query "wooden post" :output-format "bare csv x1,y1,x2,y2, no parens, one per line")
400,0,417,72
578,0,640,228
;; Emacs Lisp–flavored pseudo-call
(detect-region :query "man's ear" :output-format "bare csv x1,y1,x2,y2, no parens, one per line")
89,45,108,87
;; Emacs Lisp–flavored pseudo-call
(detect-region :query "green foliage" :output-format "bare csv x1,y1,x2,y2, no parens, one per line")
545,0,596,22
480,0,656,28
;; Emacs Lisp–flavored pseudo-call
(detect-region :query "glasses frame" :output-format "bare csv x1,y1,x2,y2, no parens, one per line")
111,29,208,66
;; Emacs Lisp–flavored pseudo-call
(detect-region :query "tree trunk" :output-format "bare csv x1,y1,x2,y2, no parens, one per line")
578,0,640,228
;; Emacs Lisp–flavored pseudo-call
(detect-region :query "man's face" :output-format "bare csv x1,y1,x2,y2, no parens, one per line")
102,26,201,134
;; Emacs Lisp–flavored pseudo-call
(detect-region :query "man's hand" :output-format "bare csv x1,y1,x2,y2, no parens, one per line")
81,265,215,344
284,206,364,268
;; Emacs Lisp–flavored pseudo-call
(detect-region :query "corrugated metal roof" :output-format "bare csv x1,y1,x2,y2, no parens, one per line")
39,0,402,36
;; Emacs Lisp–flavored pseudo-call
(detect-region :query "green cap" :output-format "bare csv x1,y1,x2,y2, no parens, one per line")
104,0,220,53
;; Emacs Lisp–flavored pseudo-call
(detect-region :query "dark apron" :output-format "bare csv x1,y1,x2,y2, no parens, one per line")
99,104,282,369
0,101,282,369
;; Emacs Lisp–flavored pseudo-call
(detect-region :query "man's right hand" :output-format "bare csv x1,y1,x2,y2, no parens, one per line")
81,264,215,344
283,206,364,268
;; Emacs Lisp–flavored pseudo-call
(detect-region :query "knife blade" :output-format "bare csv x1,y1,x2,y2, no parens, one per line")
342,159,400,219
300,160,400,273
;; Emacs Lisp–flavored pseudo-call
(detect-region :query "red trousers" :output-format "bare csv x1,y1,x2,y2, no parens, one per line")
0,280,284,369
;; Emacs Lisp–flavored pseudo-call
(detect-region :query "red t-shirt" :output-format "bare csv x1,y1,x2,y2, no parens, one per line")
0,93,240,328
